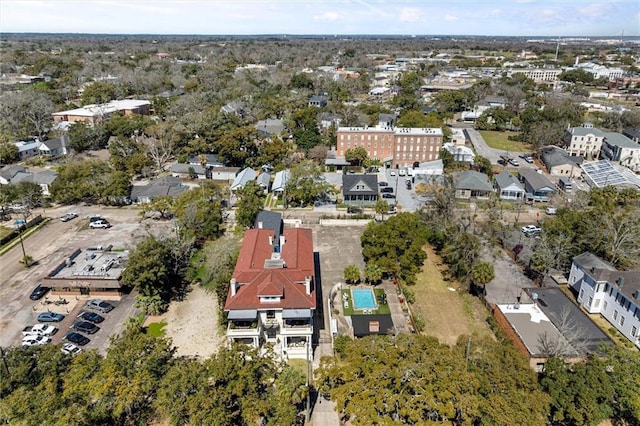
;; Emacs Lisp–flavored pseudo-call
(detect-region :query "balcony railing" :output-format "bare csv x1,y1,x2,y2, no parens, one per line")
227,321,260,337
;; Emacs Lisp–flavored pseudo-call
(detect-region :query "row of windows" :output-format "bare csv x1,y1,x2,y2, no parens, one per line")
339,134,441,144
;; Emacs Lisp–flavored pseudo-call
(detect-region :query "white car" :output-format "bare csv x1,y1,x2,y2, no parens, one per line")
521,225,541,233
390,170,396,177
89,220,111,229
22,335,51,347
24,324,58,336
61,343,83,355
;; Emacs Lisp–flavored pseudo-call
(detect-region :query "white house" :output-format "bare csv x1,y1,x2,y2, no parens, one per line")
564,126,606,159
599,132,640,173
569,252,640,349
494,170,525,201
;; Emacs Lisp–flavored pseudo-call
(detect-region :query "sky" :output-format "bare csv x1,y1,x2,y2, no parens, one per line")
1,0,639,37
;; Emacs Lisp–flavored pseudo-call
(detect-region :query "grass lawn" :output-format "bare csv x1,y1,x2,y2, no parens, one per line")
0,226,13,240
479,130,532,152
341,287,391,316
287,358,311,380
146,320,167,337
410,245,494,345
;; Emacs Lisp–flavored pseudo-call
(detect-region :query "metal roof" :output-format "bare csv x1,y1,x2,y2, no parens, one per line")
580,160,640,188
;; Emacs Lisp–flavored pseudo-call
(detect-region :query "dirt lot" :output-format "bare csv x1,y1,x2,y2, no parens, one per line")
410,246,494,345
151,285,224,359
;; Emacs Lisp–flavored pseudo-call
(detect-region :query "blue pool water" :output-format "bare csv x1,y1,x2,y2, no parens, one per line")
352,288,376,310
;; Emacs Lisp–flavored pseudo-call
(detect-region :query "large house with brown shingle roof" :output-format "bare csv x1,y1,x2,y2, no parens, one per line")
224,227,316,359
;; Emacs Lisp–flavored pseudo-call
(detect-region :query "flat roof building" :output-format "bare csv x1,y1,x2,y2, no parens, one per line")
43,247,129,296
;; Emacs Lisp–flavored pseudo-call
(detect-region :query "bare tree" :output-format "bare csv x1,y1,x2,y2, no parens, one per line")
538,306,590,358
598,209,640,268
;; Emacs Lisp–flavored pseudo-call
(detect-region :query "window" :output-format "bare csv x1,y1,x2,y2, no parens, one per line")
620,316,625,326
267,310,275,319
603,301,608,311
613,310,618,320
632,326,638,337
579,289,584,299
588,296,593,307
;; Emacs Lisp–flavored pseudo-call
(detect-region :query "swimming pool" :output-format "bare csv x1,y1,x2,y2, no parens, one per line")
352,288,377,310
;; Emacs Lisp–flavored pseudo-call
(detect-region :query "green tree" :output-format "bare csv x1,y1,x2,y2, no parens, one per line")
80,81,119,105
344,146,368,167
397,110,444,128
343,264,361,284
374,198,389,220
361,212,428,284
440,231,480,283
214,125,259,167
121,236,175,313
471,261,495,287
0,142,19,164
364,262,383,284
235,180,265,229
285,160,333,207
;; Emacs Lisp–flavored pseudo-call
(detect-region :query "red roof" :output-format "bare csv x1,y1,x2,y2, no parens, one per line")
224,228,316,311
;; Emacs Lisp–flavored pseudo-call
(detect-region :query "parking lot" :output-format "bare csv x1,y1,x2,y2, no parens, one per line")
0,205,171,352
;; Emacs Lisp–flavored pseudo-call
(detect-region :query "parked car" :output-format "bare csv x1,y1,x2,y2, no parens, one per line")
382,193,396,199
390,170,396,177
22,334,51,347
398,169,406,176
86,299,114,313
497,158,506,165
521,225,541,233
77,311,104,324
61,343,83,355
72,321,100,334
380,187,394,193
508,158,520,167
524,229,542,238
387,206,398,214
89,216,104,223
89,220,111,229
65,332,90,346
545,207,557,215
23,324,58,336
523,155,534,164
29,284,49,300
347,206,363,214
37,311,65,322
378,182,389,187
60,212,78,222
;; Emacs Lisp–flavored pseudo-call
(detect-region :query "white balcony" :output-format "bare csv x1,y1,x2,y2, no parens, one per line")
227,321,261,338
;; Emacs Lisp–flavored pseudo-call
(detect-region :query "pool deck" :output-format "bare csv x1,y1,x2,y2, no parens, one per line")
350,287,378,311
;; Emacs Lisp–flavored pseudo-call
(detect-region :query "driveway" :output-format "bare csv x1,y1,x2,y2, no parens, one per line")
466,128,535,171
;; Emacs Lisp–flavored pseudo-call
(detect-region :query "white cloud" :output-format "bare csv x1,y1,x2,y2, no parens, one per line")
399,7,422,22
579,3,607,17
444,14,459,22
313,11,344,21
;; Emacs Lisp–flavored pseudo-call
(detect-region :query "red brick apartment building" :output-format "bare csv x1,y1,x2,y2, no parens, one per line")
336,126,444,168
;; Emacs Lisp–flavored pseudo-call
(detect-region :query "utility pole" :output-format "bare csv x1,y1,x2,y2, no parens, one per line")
305,335,312,423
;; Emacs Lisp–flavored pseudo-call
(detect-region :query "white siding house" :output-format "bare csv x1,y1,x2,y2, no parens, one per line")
569,252,640,349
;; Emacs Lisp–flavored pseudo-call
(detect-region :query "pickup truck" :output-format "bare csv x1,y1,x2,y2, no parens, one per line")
23,324,58,336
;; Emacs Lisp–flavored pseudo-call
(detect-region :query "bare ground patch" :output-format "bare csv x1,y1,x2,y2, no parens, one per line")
161,285,224,358
410,245,494,345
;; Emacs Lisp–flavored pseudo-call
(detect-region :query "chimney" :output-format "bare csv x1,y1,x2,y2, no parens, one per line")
280,235,285,249
258,221,263,229
230,278,237,296
616,277,624,289
590,266,596,275
304,276,311,295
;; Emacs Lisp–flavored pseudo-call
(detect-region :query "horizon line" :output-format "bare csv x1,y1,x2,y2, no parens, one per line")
1,32,639,39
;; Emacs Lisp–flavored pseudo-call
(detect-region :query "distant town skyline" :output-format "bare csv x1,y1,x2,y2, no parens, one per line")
1,0,638,37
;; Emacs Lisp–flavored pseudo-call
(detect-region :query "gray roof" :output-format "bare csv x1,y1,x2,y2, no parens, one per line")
518,169,555,191
352,314,394,338
567,127,605,138
256,172,271,188
171,163,206,175
272,170,290,192
254,210,283,241
541,146,582,168
130,176,187,200
378,113,395,124
39,135,69,151
187,153,222,167
452,170,494,192
256,119,285,137
0,165,26,180
342,174,378,196
230,167,256,190
604,132,639,149
573,252,640,303
623,127,640,140
524,287,613,355
13,169,59,185
309,95,327,102
494,170,524,191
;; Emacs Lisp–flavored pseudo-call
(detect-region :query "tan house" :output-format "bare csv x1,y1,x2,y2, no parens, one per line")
564,126,605,160
52,100,151,126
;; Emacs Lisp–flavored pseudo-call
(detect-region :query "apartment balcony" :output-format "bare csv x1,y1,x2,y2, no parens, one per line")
227,320,261,338
280,319,313,336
